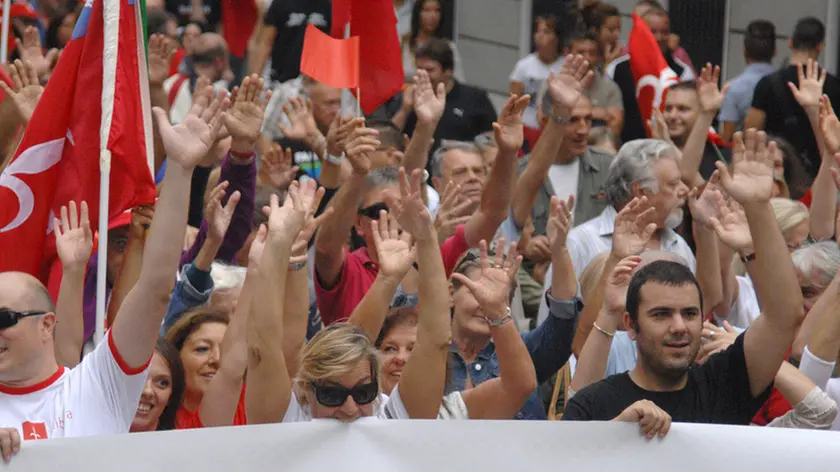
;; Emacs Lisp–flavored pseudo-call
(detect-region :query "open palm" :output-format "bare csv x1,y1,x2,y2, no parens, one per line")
226,100,264,142
55,202,94,271
413,70,445,124
548,54,593,112
603,257,640,314
611,198,657,259
493,94,529,153
279,97,318,141
697,63,726,113
710,203,753,251
717,131,774,205
156,112,220,168
789,59,825,109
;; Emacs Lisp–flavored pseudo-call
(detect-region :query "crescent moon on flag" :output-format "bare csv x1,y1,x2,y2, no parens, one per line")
0,138,65,233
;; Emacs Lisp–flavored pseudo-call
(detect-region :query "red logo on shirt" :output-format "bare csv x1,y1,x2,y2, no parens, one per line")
21,422,48,440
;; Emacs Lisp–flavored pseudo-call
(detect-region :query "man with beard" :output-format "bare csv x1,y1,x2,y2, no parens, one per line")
562,130,804,435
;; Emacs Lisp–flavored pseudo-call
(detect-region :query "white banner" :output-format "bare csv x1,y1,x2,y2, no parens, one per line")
4,420,840,471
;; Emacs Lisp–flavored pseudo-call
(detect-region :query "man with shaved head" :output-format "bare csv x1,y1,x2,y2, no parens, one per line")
0,78,228,460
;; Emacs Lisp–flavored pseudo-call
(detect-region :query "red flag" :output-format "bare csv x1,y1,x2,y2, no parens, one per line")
331,0,351,38
221,0,257,58
350,0,404,114
628,13,679,137
0,0,156,276
21,421,48,440
300,24,359,89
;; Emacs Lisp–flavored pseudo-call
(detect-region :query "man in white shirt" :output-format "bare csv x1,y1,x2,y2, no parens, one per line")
0,73,241,461
537,138,695,323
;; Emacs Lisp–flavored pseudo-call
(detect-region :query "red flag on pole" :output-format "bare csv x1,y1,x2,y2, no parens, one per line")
349,0,403,114
628,13,679,137
300,24,360,89
221,0,257,58
331,0,351,38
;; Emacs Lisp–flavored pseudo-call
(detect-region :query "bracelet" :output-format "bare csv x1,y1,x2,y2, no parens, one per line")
551,115,572,125
230,149,255,160
739,252,756,264
484,307,513,327
325,152,344,166
592,322,615,338
289,259,308,271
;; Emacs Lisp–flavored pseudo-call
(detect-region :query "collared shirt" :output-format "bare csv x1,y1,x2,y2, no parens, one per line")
536,206,697,324
719,63,775,124
446,290,582,420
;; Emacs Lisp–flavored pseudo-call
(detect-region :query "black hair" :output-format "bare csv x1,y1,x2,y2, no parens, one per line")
154,338,186,431
569,30,602,56
410,0,445,50
791,17,825,51
625,261,703,331
146,10,177,39
367,119,406,152
744,20,776,63
415,37,454,72
534,13,565,54
375,307,419,348
769,135,809,200
45,11,74,50
585,3,620,31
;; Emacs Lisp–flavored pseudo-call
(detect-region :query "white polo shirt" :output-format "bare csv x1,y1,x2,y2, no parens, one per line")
0,331,150,441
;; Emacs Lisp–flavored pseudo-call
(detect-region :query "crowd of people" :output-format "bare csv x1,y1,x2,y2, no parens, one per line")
1,0,840,463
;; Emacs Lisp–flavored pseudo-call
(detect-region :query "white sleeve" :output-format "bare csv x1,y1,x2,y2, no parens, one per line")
766,387,838,430
380,387,410,419
69,330,149,433
509,57,527,83
282,393,308,422
800,347,836,391
438,392,469,420
716,276,760,329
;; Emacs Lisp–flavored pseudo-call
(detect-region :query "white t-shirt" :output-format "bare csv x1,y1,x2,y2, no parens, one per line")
0,332,149,441
799,347,840,431
716,275,760,330
282,386,410,422
509,53,563,129
547,159,580,216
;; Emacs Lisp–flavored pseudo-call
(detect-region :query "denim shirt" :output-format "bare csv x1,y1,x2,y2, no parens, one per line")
160,264,214,337
445,291,582,419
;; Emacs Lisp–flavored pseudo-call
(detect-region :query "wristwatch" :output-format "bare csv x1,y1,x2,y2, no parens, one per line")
550,115,573,125
289,259,308,271
484,307,513,327
325,152,344,166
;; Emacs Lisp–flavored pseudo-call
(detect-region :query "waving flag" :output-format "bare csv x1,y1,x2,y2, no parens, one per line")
301,24,359,89
0,0,156,277
628,13,679,137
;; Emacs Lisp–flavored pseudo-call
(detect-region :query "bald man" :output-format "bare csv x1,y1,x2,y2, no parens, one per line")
164,32,231,124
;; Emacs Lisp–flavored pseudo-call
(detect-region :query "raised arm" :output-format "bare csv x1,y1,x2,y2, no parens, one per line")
458,241,536,419
0,59,43,167
245,181,313,424
113,77,232,369
714,130,805,397
464,93,529,246
347,213,416,340
247,25,276,76
511,55,592,228
688,173,728,316
679,64,728,186
317,116,361,189
810,96,840,240
53,201,94,367
391,169,452,419
403,70,445,173
314,123,376,287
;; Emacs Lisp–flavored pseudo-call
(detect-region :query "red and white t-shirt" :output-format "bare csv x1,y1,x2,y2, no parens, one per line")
0,331,150,441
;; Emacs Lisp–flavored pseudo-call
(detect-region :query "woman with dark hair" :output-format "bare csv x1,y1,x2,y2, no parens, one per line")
403,0,464,82
130,339,185,432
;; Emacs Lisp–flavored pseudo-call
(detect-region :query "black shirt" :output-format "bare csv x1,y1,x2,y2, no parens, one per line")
751,65,840,183
265,0,331,84
562,334,771,424
400,81,497,144
609,52,693,145
698,141,731,180
166,0,221,27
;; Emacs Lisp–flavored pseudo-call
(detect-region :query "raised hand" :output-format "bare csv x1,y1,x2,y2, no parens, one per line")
789,59,826,110
709,198,753,252
603,256,642,315
389,168,434,242
267,179,316,243
278,96,320,142
819,95,840,155
372,211,416,282
547,195,574,252
697,320,738,364
344,124,380,175
54,201,94,273
128,205,155,242
259,144,299,190
648,108,673,145
413,69,446,125
0,59,44,124
687,170,726,229
611,197,657,259
147,34,175,87
715,130,775,205
224,74,272,154
614,400,672,439
248,224,268,268
326,115,361,157
289,187,330,263
450,239,522,320
16,26,55,80
547,54,594,116
153,86,229,169
205,181,241,242
433,181,472,243
493,93,530,154
697,63,728,114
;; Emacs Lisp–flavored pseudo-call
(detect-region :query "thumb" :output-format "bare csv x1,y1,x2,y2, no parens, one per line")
450,273,478,293
715,161,733,188
708,216,724,236
152,107,172,133
722,320,736,333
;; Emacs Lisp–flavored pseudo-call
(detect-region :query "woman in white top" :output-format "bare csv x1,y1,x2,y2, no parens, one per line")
403,0,465,82
245,171,452,423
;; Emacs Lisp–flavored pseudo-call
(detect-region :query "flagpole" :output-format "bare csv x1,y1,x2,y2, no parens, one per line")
0,0,11,65
96,0,121,345
355,87,361,117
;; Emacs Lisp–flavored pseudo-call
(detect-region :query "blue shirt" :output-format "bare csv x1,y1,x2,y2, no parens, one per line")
445,291,581,420
719,63,776,124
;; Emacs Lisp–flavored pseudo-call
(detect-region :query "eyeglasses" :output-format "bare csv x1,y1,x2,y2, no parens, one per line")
0,309,47,330
358,202,389,220
309,381,379,407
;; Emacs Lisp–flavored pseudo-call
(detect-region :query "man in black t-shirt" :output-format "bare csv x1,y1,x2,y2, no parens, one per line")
746,17,840,184
563,132,804,435
250,0,331,84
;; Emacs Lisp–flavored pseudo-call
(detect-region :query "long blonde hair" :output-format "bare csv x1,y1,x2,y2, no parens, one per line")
293,323,381,405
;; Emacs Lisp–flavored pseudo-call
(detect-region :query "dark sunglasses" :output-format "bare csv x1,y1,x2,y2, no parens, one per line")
358,202,389,220
0,309,47,330
310,380,379,407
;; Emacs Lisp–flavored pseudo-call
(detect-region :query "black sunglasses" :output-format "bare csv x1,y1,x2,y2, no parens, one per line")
0,309,47,330
358,202,389,220
310,380,379,407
